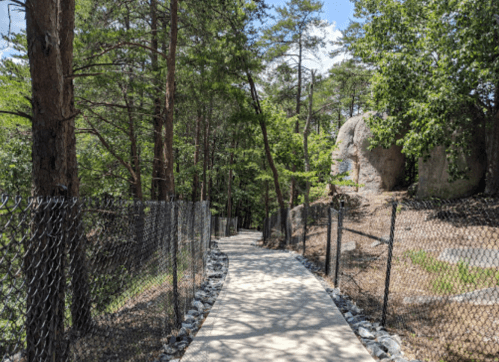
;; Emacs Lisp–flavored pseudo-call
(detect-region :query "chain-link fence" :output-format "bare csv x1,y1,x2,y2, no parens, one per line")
262,209,292,244
0,195,212,362
210,216,238,239
263,197,499,362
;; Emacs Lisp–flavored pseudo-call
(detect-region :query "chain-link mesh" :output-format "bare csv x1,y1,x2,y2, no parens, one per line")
263,197,499,361
209,216,238,239
0,195,212,362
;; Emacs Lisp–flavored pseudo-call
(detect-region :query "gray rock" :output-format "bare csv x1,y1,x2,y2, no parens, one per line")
331,111,405,194
163,346,177,355
351,305,362,315
178,327,188,338
418,137,486,199
370,241,381,247
375,330,390,339
195,291,208,299
187,309,200,316
391,357,408,362
391,334,403,345
352,321,372,330
207,271,223,278
204,298,215,305
181,322,194,330
365,342,389,359
192,300,205,312
379,337,401,355
358,327,375,339
344,312,353,318
160,354,174,361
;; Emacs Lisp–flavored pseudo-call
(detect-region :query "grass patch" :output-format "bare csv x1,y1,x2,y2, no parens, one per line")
404,249,499,295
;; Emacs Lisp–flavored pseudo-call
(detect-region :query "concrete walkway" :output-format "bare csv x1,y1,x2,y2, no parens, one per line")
181,230,376,362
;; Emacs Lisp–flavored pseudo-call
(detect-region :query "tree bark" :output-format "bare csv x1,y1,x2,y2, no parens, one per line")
302,71,315,255
208,132,217,202
151,0,167,201
125,95,143,201
202,96,213,201
245,71,285,211
26,0,69,359
61,0,92,334
289,38,304,209
192,108,202,201
164,0,178,196
226,137,235,236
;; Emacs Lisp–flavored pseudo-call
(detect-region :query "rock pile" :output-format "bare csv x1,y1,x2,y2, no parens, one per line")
155,241,228,362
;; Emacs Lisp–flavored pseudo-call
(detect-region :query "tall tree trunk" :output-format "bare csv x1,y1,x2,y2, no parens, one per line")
208,132,217,202
151,0,167,201
60,0,92,333
225,137,235,236
290,39,304,209
244,69,287,242
164,0,178,196
296,39,303,115
125,95,143,201
202,96,213,201
192,108,202,201
302,71,315,255
26,0,68,359
350,87,355,118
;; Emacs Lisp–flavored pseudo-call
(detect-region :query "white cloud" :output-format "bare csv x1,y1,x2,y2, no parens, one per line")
263,21,350,82
300,21,346,75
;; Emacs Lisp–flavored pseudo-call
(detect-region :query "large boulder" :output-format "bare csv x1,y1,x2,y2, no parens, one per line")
417,143,486,199
331,112,405,194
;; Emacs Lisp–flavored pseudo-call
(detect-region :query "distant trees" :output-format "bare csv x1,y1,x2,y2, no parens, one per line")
262,0,326,208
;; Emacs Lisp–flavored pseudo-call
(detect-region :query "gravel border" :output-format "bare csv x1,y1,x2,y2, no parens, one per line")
158,235,424,362
286,248,423,362
155,240,228,362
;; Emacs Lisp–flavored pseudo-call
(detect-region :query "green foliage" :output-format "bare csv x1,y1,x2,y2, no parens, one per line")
346,0,499,182
0,33,32,195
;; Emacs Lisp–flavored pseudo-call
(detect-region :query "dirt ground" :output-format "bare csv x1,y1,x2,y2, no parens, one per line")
262,192,499,362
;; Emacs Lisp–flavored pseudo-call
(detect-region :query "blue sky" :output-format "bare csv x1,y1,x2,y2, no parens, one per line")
264,0,356,31
0,0,356,60
263,0,356,74
0,2,25,58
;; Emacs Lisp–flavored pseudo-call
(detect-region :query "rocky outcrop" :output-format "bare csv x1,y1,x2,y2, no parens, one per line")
331,112,405,194
417,143,486,199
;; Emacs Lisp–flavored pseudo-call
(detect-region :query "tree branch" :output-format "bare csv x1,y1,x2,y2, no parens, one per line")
0,110,32,120
83,116,136,178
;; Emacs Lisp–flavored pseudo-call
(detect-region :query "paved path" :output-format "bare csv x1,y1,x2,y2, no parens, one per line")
182,230,376,362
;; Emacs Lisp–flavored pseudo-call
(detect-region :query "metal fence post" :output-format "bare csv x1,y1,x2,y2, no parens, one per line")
334,201,344,288
381,202,398,327
325,202,332,276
